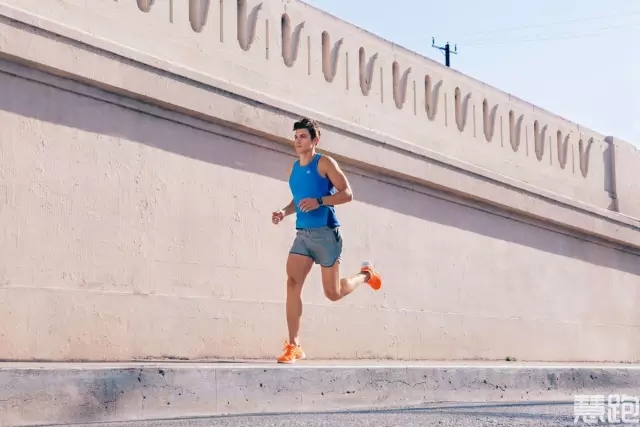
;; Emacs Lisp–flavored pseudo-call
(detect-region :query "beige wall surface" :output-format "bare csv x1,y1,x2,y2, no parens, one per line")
0,0,639,363
0,12,638,252
1,68,639,363
0,0,636,218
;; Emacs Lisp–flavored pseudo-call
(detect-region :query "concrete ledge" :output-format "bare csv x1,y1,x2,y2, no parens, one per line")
2,362,640,426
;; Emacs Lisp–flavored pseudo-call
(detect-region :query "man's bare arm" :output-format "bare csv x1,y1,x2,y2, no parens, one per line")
282,199,296,216
318,156,353,206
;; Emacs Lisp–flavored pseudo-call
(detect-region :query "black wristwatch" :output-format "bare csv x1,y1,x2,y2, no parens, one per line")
317,197,324,205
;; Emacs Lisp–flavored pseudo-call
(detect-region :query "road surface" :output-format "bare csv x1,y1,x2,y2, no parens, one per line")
64,401,595,426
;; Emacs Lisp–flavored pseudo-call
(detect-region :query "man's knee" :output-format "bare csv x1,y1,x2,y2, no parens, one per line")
287,276,303,293
322,277,343,301
323,288,341,301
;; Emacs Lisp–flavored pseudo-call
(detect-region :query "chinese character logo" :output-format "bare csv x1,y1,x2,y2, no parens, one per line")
574,394,640,424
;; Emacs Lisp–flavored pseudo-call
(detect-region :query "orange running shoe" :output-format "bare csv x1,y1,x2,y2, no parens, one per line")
277,341,306,364
361,262,382,290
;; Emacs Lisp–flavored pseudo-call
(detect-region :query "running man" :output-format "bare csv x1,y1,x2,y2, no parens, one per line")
271,117,383,364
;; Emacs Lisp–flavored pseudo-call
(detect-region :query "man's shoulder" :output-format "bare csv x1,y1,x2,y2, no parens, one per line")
318,154,339,169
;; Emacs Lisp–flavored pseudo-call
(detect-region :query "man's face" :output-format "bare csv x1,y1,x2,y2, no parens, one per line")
294,128,317,154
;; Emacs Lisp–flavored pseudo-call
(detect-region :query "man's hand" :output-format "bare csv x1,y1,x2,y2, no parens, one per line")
298,198,320,213
272,210,285,225
273,199,296,224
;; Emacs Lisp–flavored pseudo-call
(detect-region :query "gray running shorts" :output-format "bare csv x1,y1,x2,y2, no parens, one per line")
289,226,343,267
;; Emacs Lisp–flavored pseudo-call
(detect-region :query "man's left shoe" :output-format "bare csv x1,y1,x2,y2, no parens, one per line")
277,341,306,364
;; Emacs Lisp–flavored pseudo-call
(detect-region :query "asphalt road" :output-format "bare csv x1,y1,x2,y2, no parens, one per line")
66,401,595,427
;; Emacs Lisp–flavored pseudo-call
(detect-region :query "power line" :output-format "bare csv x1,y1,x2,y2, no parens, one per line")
431,38,457,67
456,11,639,38
462,24,639,46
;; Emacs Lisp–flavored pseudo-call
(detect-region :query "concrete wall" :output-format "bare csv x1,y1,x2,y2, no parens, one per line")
1,64,639,363
0,0,639,362
0,0,632,216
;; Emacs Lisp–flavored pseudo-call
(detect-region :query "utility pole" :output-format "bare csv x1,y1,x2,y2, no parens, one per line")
432,38,457,67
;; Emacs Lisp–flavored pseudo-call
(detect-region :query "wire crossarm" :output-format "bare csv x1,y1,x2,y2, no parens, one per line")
432,37,458,67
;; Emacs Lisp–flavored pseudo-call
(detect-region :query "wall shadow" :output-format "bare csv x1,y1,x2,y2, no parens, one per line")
0,66,639,277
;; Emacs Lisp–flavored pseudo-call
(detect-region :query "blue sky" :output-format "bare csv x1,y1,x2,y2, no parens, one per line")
304,0,639,146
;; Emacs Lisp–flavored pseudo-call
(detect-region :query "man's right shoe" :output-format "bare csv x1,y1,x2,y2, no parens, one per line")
277,341,306,364
361,262,383,290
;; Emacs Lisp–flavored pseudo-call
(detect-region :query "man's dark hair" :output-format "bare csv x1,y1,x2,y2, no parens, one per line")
293,117,321,140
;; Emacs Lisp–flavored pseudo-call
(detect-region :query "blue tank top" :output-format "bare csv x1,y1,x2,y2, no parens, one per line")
288,153,340,229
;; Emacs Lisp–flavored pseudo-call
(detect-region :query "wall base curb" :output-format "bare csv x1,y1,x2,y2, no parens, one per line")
2,362,639,426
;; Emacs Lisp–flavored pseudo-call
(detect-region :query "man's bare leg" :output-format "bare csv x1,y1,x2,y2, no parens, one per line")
278,253,313,363
321,261,382,301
